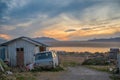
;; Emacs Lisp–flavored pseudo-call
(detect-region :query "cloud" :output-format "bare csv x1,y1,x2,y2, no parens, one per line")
67,26,120,40
81,0,120,23
0,0,99,25
0,0,9,23
65,29,77,32
80,28,91,30
0,0,120,40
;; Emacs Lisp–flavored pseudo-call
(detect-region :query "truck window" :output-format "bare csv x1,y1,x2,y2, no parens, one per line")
35,52,52,60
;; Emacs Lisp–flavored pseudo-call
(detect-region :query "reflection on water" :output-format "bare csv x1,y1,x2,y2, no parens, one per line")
49,47,113,53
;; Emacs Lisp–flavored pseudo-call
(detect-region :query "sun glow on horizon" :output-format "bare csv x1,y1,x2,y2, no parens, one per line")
0,34,11,40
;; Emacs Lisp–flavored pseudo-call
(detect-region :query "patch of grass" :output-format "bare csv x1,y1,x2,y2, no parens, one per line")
85,65,110,73
50,66,64,72
16,76,36,80
15,73,36,80
0,73,7,80
31,66,64,72
62,61,80,67
0,72,16,80
0,72,37,80
110,75,120,80
16,76,24,80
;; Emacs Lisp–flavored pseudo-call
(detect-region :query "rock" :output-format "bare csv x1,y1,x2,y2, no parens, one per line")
6,71,13,75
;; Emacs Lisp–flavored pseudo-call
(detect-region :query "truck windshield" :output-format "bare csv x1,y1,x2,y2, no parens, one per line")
35,52,52,60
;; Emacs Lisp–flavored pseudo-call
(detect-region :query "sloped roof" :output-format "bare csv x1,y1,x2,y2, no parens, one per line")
0,36,48,47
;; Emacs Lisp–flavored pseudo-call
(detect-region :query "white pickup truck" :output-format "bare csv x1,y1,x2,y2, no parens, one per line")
34,51,59,69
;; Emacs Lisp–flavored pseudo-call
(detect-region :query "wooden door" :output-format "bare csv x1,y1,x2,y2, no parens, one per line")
16,48,24,66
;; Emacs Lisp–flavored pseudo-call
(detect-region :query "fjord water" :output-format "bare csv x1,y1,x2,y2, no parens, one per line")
49,47,110,53
48,42,120,53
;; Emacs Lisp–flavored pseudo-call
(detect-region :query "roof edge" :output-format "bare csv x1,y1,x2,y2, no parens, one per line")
0,36,48,47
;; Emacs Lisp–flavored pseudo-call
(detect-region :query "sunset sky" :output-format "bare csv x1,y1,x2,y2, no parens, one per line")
0,0,120,40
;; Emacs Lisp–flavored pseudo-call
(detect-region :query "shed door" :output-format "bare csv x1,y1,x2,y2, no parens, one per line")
16,48,24,66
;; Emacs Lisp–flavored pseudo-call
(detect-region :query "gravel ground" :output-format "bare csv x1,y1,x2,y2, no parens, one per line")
38,66,111,80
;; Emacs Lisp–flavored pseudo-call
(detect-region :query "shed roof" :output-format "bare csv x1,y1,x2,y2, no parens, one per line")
0,36,48,47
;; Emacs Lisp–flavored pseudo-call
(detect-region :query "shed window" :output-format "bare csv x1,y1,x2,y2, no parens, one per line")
16,48,19,51
16,48,24,52
20,48,24,51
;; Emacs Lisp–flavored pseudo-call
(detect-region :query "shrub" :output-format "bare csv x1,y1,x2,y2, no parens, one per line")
85,65,110,73
62,61,80,67
110,75,120,80
0,59,10,71
82,58,109,65
0,72,7,80
31,66,64,72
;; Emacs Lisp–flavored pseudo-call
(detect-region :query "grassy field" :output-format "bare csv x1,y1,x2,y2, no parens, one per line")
0,71,66,80
84,65,111,73
0,67,65,80
59,54,85,67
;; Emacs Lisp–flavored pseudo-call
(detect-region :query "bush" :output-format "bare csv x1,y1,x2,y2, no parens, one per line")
0,59,10,71
110,75,120,80
85,65,110,73
62,61,80,67
82,58,109,65
31,66,64,72
0,72,7,80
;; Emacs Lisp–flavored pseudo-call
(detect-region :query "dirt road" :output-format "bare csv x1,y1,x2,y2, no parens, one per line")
38,66,111,80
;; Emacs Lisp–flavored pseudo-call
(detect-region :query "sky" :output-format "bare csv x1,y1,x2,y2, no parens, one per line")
0,0,120,41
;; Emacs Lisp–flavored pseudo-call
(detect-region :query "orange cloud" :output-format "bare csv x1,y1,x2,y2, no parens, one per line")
69,27,120,38
0,34,11,40
42,30,69,40
34,29,69,40
34,26,120,40
34,24,120,41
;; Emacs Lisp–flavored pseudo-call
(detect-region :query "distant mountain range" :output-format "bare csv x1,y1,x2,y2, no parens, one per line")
33,37,58,42
33,37,120,47
0,37,120,46
33,37,120,42
33,37,58,46
88,37,120,42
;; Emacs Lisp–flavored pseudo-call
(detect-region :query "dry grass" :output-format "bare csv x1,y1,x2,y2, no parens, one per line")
110,75,120,80
0,72,65,80
85,65,111,73
59,54,85,66
35,71,65,80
